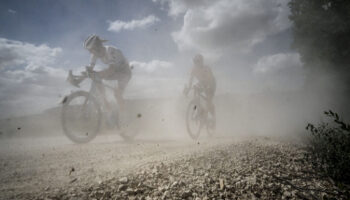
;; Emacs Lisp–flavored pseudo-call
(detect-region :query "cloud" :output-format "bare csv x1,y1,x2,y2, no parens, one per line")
0,38,62,70
0,38,68,117
155,0,291,58
8,9,17,14
130,60,173,73
126,59,182,98
153,0,214,17
253,53,302,74
108,15,160,32
253,53,305,91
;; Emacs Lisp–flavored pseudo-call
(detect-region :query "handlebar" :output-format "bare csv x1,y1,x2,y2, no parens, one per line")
67,67,97,88
184,84,206,98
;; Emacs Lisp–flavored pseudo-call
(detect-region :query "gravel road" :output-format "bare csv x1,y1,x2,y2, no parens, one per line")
0,135,348,200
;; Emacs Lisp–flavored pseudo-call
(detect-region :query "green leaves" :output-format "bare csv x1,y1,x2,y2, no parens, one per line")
289,0,350,68
305,123,314,131
305,110,350,183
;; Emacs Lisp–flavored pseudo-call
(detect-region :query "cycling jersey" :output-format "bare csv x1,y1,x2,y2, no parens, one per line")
191,64,216,89
90,46,129,71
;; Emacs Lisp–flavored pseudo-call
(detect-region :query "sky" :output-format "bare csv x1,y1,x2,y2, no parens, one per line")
0,0,304,118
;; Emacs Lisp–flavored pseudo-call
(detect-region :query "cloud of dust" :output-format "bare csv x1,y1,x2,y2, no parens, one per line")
2,0,349,144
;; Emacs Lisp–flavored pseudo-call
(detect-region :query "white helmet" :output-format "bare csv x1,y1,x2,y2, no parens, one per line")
84,35,107,50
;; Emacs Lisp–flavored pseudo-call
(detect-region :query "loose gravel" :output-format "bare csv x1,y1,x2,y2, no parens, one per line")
31,139,350,200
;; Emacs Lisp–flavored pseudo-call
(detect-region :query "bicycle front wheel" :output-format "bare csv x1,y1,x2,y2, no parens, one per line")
206,111,216,137
61,91,101,143
186,100,203,140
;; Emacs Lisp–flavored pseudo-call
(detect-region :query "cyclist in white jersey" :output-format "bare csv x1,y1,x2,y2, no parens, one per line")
84,35,131,110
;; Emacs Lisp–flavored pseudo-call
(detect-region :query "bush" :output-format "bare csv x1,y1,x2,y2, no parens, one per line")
305,110,350,183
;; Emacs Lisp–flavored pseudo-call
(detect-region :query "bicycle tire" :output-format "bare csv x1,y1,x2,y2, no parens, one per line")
206,104,216,137
61,91,102,143
186,100,203,140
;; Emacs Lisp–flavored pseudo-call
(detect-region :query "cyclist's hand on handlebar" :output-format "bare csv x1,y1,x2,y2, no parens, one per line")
86,66,94,72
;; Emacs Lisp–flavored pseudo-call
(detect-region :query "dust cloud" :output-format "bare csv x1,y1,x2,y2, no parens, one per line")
2,1,350,199
0,2,348,147
0,61,347,143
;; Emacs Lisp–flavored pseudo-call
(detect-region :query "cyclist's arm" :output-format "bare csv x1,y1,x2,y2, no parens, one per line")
88,54,97,69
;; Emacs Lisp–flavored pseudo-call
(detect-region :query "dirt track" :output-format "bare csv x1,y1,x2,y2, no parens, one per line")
0,135,348,200
0,134,238,200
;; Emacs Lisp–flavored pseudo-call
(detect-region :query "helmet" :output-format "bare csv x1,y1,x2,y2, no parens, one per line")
84,35,107,50
193,54,204,65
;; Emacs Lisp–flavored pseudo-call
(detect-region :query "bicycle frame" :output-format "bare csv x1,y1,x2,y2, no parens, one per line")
62,68,141,143
69,69,117,113
191,85,209,109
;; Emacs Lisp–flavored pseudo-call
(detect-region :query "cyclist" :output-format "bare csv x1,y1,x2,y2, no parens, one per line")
185,54,216,127
83,34,131,111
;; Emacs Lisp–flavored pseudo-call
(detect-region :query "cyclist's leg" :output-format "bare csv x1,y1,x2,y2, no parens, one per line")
95,82,111,110
96,67,116,80
115,67,131,111
95,68,115,110
205,86,216,127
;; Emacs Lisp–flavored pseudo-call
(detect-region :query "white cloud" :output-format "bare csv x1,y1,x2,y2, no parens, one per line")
130,60,173,73
0,38,69,117
8,9,17,14
253,53,305,91
151,0,303,95
155,0,291,58
254,53,302,74
108,15,160,32
126,59,182,98
0,38,62,70
153,0,214,17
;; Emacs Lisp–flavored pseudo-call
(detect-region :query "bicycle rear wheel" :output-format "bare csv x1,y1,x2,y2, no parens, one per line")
186,100,203,140
61,91,101,143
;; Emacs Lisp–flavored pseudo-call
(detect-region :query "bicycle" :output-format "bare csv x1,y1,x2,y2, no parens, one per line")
184,84,216,140
61,67,139,143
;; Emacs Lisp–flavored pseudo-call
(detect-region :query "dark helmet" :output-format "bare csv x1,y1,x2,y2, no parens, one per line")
84,35,107,50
